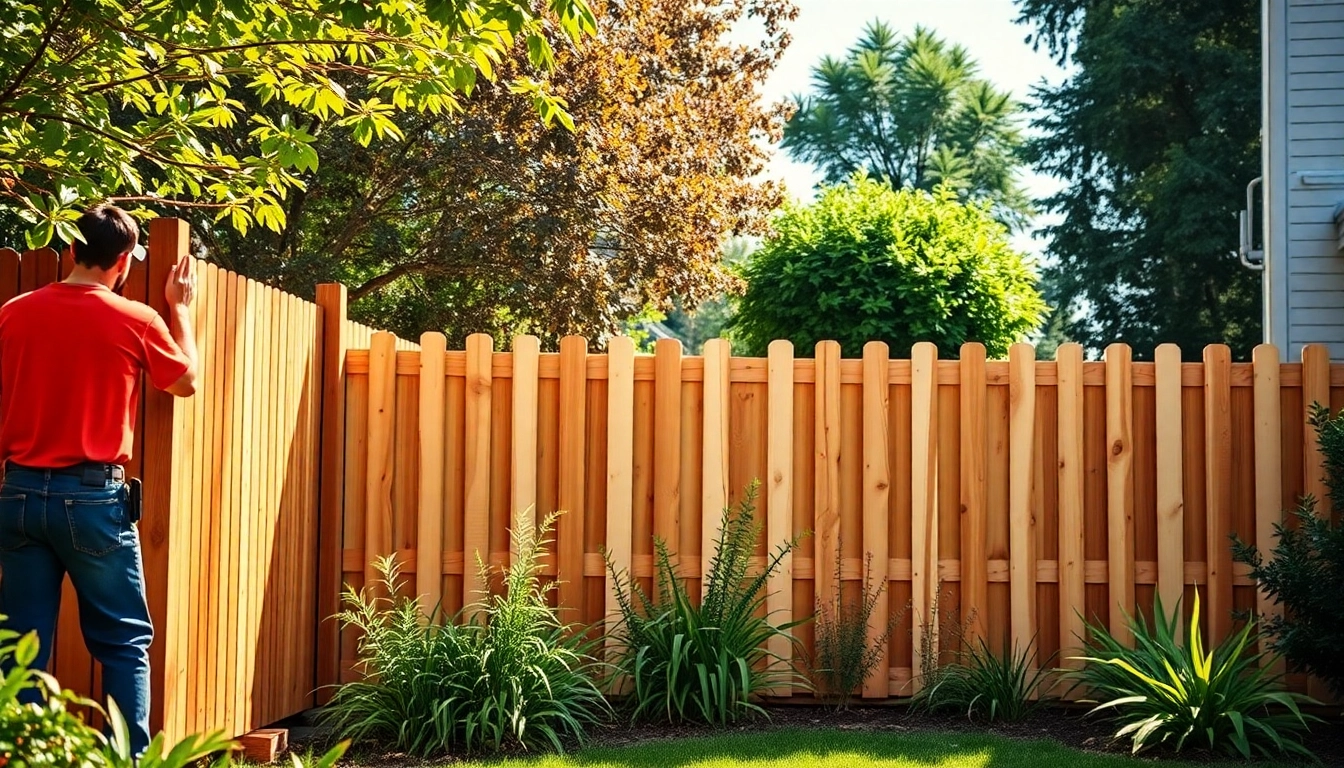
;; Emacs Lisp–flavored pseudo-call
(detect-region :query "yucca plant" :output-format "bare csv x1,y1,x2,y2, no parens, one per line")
324,510,609,756
606,481,806,724
1072,591,1319,759
810,551,905,709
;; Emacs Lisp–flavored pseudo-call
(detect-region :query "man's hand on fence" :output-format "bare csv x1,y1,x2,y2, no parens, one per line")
165,256,195,308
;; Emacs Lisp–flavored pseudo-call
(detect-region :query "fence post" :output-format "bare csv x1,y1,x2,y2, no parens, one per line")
1008,343,1036,669
1105,343,1135,646
813,341,842,632
1056,343,1086,685
418,333,448,611
314,283,348,702
701,338,731,597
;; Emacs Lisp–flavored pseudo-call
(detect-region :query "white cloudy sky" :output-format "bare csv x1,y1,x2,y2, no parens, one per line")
753,0,1071,254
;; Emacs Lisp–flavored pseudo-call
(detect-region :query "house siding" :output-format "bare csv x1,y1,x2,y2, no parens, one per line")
1283,0,1344,359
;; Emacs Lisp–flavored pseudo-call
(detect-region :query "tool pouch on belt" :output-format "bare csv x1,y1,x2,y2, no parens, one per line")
128,478,143,524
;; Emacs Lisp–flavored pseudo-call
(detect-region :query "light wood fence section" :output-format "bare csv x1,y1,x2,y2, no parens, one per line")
0,222,416,743
338,333,1340,699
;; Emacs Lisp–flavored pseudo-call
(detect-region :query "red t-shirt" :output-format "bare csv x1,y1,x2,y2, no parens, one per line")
0,282,191,467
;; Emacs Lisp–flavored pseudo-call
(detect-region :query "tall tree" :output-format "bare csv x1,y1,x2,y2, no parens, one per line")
783,23,1031,227
200,0,795,344
0,0,595,247
1016,0,1262,358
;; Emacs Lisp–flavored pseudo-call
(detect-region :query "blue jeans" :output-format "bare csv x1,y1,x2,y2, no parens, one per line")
0,469,152,757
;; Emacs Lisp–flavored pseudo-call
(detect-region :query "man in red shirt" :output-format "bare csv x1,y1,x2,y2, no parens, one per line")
0,204,197,757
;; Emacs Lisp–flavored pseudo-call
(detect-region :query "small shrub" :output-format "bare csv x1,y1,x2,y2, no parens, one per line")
1234,402,1344,697
809,551,905,708
1072,591,1318,759
325,511,609,755
909,587,1047,722
606,481,805,724
0,617,242,767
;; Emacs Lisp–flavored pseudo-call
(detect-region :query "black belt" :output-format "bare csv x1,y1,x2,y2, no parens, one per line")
6,462,126,483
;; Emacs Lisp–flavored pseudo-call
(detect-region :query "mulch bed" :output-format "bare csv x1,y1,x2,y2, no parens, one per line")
283,701,1344,766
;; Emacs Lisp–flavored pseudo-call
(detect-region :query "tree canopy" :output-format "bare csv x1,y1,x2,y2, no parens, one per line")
1016,0,1262,358
782,22,1031,227
729,176,1047,358
0,0,595,247
200,0,795,345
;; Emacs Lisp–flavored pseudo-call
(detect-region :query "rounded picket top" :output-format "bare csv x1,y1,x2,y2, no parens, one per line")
513,334,541,354
862,340,890,357
1009,341,1036,362
814,339,841,357
912,340,939,359
959,341,986,359
654,336,682,355
1054,342,1084,363
419,331,448,351
607,334,635,356
466,332,495,351
767,338,794,357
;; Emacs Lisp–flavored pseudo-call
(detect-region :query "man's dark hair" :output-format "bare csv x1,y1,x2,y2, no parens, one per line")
72,204,139,270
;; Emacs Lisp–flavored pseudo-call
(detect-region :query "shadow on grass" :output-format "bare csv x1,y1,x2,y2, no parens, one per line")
491,729,1282,768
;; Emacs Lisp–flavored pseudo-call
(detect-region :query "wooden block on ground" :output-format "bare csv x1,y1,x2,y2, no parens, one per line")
239,728,288,763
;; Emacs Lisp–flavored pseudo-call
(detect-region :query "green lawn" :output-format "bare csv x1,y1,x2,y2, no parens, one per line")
412,729,1305,768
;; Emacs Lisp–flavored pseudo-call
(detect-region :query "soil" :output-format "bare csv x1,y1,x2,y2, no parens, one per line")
281,701,1344,766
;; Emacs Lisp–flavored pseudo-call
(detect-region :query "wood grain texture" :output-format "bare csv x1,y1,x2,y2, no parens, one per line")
463,334,494,614
557,336,588,617
765,340,795,695
862,342,891,698
1056,344,1086,670
1251,345,1284,673
1008,343,1036,659
653,340,682,551
960,343,988,643
814,341,842,624
511,336,541,561
1105,344,1135,645
418,333,448,610
1153,344,1185,628
1203,345,1233,643
605,337,635,664
702,338,731,597
910,342,939,692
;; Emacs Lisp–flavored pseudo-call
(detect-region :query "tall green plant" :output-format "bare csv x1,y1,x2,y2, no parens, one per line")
1072,592,1317,759
1235,402,1344,697
809,552,904,708
606,482,805,724
325,511,609,755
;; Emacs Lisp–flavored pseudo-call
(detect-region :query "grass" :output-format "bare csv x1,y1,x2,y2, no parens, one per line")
292,728,1316,768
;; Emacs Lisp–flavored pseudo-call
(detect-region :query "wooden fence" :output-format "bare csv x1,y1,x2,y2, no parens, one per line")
0,221,414,742
337,333,1338,699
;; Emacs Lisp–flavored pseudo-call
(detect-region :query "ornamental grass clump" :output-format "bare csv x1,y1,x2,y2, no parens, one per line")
324,511,608,756
809,551,905,709
606,481,805,724
1072,592,1317,760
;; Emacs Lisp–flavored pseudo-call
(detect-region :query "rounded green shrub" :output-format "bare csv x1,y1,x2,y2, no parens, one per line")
729,177,1046,357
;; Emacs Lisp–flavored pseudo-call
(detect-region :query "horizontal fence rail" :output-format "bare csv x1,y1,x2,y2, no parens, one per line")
339,333,1337,700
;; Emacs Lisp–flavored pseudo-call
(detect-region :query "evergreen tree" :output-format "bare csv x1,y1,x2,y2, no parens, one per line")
783,23,1031,228
1016,0,1262,359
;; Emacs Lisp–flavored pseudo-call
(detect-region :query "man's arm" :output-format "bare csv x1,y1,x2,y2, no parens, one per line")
164,304,197,397
163,256,197,397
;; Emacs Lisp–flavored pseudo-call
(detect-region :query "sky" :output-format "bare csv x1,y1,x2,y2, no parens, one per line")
754,0,1070,254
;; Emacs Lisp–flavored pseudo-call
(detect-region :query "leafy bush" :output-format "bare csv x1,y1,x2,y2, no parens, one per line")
728,176,1047,357
809,552,904,708
0,617,246,767
325,511,609,755
1234,402,1344,697
1072,592,1317,759
606,482,805,724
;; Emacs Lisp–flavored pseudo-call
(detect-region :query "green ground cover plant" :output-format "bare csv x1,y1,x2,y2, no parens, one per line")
1072,592,1317,759
606,482,805,724
324,511,608,756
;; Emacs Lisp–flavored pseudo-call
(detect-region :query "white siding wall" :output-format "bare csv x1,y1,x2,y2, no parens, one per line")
1283,0,1344,358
